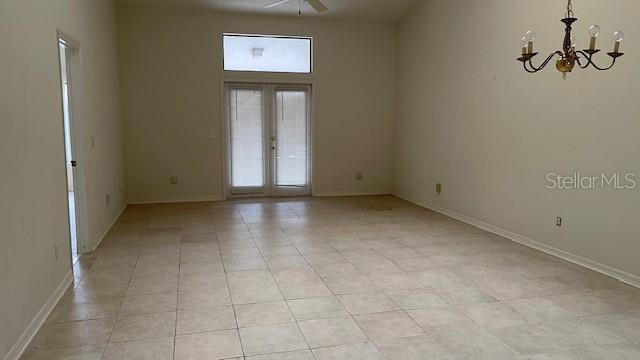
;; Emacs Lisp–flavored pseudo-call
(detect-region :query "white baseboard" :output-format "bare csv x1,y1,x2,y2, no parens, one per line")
86,204,127,253
313,191,391,197
3,271,73,360
129,193,391,203
127,195,226,205
394,193,640,289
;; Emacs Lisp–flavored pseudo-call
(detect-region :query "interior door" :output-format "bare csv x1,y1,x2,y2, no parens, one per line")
58,38,82,262
226,83,311,197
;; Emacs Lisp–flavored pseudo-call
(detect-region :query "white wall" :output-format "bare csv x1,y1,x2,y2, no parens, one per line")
117,6,396,202
0,0,125,358
395,0,640,280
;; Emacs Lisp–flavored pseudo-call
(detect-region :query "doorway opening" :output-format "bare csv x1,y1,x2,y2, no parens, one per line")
58,37,81,264
225,83,312,197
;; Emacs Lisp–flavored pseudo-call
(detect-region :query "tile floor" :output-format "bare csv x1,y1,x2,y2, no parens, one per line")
22,196,640,359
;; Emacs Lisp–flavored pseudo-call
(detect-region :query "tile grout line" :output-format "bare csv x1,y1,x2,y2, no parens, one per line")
291,228,387,357
230,205,258,359
172,218,183,360
99,221,147,360
258,203,315,357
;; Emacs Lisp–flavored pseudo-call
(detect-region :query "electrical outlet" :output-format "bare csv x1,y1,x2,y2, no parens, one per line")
556,216,562,227
170,176,179,185
105,194,110,207
436,183,442,194
356,171,363,180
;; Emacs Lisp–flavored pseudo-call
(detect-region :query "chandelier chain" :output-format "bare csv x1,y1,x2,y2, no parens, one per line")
566,0,574,18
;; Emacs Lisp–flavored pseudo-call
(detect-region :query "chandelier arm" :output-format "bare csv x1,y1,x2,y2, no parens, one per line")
575,50,617,71
590,57,617,71
523,62,538,73
527,51,564,71
574,51,592,69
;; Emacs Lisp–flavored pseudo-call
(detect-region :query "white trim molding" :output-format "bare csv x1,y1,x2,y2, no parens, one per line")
3,271,73,360
313,191,392,197
395,194,640,289
127,195,226,205
87,204,127,253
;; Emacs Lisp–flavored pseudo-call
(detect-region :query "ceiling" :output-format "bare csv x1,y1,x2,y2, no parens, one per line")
116,0,419,23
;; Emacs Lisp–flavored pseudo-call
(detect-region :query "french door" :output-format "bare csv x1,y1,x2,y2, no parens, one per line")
225,83,312,197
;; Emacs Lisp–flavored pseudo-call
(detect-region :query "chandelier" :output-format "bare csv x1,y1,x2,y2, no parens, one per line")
517,0,624,79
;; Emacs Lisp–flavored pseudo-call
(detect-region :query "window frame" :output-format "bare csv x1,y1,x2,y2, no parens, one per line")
222,33,314,74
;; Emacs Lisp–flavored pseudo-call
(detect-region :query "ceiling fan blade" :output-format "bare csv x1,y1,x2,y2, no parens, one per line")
305,0,328,13
264,0,291,9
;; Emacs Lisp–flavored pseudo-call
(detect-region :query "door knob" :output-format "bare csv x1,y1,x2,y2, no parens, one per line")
71,160,77,167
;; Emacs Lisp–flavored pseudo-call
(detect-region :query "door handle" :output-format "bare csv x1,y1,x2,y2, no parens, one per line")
71,160,77,167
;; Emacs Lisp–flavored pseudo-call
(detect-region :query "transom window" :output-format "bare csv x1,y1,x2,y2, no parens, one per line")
223,34,312,74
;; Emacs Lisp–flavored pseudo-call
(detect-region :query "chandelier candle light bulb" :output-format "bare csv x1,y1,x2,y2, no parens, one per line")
517,0,624,77
526,30,536,53
613,31,624,53
588,25,600,50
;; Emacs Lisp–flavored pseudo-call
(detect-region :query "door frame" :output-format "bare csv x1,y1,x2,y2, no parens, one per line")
57,30,90,257
221,78,315,199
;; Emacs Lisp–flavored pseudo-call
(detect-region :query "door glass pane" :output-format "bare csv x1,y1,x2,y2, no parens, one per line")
275,90,308,187
230,88,264,189
224,34,312,73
